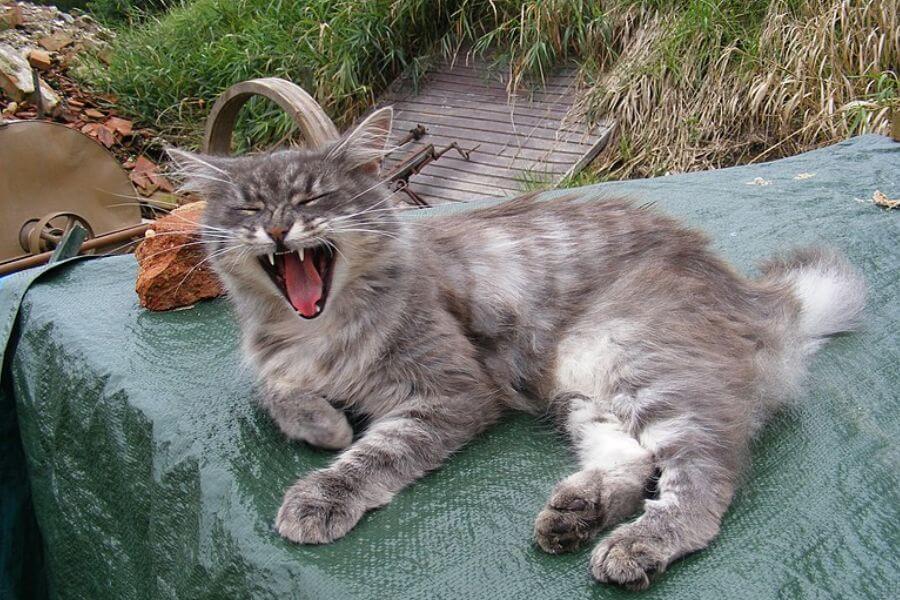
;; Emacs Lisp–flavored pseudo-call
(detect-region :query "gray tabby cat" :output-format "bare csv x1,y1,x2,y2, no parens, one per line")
170,107,865,589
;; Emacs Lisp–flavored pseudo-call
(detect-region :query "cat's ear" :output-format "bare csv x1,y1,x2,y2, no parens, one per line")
166,148,234,196
328,106,394,175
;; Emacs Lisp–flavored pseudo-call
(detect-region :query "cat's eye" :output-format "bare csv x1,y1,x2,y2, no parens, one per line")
235,206,262,215
295,191,334,206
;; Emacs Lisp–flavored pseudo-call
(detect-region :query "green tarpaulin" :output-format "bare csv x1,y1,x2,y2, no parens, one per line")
2,135,898,599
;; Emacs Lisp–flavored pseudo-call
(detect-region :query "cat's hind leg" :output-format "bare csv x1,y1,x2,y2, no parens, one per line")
590,417,743,590
534,394,654,554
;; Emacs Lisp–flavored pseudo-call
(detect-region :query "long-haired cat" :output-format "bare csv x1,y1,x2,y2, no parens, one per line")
169,108,865,589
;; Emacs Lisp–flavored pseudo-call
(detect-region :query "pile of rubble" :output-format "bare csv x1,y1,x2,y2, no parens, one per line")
0,1,174,197
0,1,110,112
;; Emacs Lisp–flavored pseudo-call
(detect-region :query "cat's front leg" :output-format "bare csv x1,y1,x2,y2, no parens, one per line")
258,386,353,450
276,397,499,544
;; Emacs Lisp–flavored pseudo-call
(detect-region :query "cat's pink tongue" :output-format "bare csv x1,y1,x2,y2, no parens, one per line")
282,252,322,317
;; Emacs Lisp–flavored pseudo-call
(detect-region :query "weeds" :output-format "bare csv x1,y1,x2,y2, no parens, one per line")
573,0,898,178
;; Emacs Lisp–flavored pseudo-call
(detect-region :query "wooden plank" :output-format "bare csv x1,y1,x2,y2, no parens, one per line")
390,100,589,135
401,172,510,197
383,92,579,122
388,161,524,192
404,181,489,204
426,70,581,98
377,52,610,204
441,58,579,78
390,159,527,188
385,138,579,166
392,108,596,144
389,118,595,156
419,81,574,110
384,141,572,176
387,81,574,111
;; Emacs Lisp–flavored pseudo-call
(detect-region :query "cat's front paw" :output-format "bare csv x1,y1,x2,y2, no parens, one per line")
298,417,353,450
275,474,364,544
590,526,668,591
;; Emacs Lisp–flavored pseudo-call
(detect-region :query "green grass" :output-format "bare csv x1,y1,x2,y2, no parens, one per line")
77,0,606,150
78,0,449,147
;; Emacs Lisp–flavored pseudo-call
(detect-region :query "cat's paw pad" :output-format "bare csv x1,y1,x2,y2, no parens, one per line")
275,476,363,544
590,531,666,591
534,483,604,554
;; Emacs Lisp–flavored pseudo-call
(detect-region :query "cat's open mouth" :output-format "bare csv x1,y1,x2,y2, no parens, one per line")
258,245,336,319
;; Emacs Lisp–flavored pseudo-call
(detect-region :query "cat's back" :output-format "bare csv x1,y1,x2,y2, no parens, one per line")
422,192,704,267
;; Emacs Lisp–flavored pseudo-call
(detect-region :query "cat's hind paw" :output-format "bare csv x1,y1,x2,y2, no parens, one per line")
590,528,668,591
534,476,605,554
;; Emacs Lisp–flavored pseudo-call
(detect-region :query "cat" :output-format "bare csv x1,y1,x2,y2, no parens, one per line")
169,107,866,589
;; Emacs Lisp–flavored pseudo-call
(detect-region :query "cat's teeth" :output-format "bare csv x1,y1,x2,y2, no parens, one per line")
267,253,275,266
315,305,320,314
299,248,304,262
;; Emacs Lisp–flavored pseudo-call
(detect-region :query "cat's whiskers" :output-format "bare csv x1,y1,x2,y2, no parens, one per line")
312,236,348,262
131,240,220,263
330,228,402,241
338,174,397,207
149,231,235,240
171,243,242,296
160,211,235,235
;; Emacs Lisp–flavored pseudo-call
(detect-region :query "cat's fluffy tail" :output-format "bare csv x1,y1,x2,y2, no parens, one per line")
760,247,867,349
754,247,866,413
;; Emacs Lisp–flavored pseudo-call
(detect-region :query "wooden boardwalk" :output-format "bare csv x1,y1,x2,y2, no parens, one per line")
378,55,614,204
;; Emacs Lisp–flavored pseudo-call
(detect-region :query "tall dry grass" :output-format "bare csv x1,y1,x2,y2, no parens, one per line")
570,0,898,178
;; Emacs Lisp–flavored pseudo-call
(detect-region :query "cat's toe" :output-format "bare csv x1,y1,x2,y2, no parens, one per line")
275,477,362,544
590,531,667,590
534,486,604,554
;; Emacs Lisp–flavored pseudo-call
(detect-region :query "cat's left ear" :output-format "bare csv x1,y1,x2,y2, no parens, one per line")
166,148,234,197
328,106,394,175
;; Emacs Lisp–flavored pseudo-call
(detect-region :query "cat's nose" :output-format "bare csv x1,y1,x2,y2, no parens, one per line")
267,227,287,243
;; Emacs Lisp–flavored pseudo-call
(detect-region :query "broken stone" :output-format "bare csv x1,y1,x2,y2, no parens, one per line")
38,32,73,53
80,122,117,147
94,124,116,148
83,107,104,119
0,43,32,101
27,49,53,71
106,116,132,136
36,78,60,112
135,201,225,311
130,155,158,187
0,5,24,30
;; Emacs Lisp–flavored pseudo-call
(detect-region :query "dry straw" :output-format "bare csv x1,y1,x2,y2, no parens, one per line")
568,0,898,178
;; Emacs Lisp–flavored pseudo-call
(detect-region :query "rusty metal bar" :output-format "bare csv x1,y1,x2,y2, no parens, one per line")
0,223,151,276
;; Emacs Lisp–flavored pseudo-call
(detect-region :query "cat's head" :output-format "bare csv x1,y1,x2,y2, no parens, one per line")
168,107,400,321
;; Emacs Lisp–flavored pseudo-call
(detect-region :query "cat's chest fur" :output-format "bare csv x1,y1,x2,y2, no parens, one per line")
245,311,398,412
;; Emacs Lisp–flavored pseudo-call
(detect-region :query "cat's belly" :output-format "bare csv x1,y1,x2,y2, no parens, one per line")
550,318,643,401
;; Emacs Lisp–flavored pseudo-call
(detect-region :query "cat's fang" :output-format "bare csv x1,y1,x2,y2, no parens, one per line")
299,248,304,262
267,253,275,266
